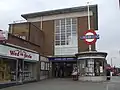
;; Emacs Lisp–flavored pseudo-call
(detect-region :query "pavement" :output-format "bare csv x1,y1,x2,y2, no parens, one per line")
1,77,120,90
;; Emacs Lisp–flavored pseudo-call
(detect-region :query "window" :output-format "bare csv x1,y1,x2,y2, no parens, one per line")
61,35,65,40
61,19,65,25
55,34,60,40
55,20,60,26
72,18,77,24
66,18,71,25
55,18,77,45
61,41,65,45
66,26,71,33
55,26,60,33
55,41,60,45
41,62,45,70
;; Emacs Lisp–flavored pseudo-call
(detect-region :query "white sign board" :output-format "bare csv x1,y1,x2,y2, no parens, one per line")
41,62,45,70
0,44,39,61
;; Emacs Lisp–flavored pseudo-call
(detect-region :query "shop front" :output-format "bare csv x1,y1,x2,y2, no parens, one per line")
40,56,50,80
0,44,39,84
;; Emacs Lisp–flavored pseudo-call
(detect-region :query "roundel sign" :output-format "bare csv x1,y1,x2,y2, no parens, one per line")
80,30,99,45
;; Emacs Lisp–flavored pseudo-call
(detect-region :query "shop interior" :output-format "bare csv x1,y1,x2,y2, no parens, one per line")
0,58,37,83
52,61,77,78
0,58,16,82
17,60,37,82
23,61,37,81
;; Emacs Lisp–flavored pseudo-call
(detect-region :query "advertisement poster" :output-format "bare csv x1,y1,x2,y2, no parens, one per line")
41,62,45,70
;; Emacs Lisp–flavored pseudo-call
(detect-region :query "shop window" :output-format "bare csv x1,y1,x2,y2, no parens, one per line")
41,62,49,71
0,59,11,81
24,63,29,71
41,62,45,70
40,71,48,76
40,61,49,77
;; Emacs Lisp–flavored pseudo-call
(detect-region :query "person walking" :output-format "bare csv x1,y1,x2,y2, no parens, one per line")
72,66,79,81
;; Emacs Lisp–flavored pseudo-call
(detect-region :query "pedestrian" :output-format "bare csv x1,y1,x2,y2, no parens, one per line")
72,66,78,81
106,69,111,81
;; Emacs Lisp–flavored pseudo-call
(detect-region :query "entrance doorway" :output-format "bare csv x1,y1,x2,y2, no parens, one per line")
52,62,76,78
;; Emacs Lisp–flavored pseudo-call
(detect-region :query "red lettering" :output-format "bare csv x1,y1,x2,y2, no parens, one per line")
29,55,32,58
17,51,19,56
10,50,14,55
9,50,32,59
20,53,23,56
24,53,27,58
14,52,17,56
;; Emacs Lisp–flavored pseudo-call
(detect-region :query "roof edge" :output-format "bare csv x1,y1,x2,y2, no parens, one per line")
21,4,97,19
21,4,98,30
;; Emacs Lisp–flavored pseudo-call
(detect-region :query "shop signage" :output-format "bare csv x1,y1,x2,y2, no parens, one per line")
80,30,99,45
9,50,32,59
49,57,76,61
0,44,39,61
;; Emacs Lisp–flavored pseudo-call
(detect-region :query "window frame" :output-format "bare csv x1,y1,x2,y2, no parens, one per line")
55,18,77,46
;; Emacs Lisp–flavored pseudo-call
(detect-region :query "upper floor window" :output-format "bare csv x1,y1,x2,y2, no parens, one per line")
55,18,77,46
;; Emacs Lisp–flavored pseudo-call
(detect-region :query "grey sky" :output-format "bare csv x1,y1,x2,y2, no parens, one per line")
0,0,120,66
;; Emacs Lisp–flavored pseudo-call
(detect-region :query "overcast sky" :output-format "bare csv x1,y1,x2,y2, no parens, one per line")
0,0,120,67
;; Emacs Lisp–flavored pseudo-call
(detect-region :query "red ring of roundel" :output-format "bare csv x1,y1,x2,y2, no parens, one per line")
84,29,97,45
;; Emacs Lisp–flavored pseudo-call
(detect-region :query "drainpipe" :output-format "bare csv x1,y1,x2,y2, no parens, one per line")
40,16,43,30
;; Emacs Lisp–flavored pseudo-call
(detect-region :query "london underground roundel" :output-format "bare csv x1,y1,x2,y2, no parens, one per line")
80,30,99,45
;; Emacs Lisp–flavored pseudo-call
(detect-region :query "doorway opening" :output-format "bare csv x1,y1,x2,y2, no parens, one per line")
52,61,76,78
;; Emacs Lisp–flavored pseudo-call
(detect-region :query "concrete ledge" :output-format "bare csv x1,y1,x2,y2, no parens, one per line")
40,75,48,80
23,80,37,84
0,80,37,89
79,76,107,82
0,82,17,89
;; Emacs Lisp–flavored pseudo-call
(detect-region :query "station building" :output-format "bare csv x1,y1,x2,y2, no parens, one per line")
8,4,98,78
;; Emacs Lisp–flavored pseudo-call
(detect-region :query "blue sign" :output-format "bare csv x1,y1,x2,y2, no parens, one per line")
80,34,99,40
49,57,76,61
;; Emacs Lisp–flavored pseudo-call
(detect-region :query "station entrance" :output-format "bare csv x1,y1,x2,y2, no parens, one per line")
52,61,77,78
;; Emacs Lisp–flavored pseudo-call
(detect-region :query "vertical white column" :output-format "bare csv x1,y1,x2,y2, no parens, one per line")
40,16,43,30
87,2,92,51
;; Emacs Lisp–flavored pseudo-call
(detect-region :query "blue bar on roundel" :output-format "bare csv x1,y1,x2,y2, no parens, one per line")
95,34,100,39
